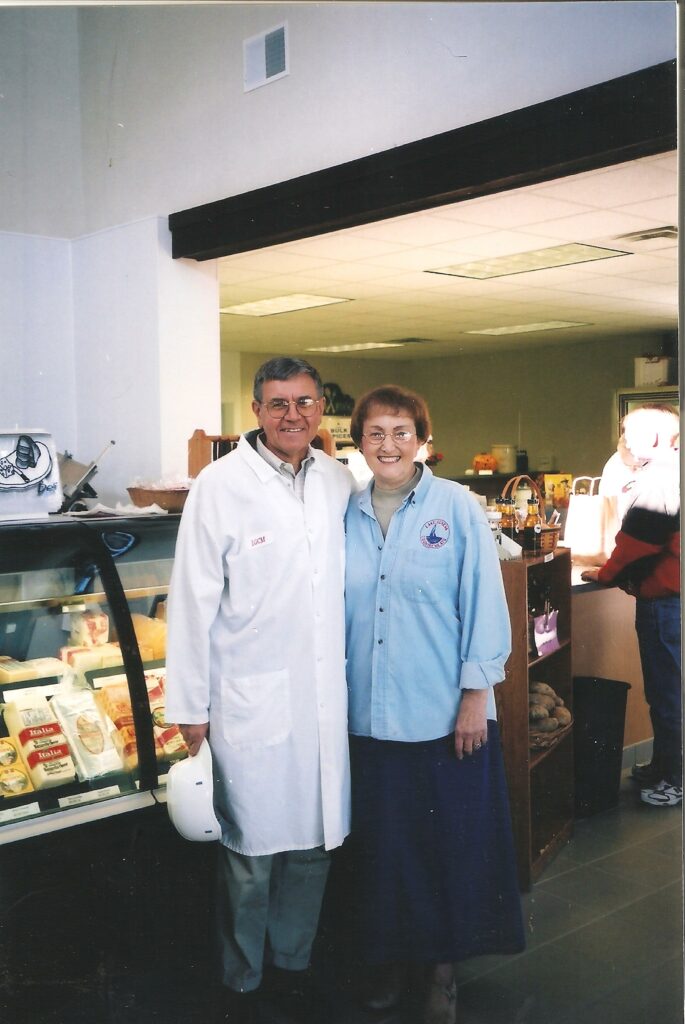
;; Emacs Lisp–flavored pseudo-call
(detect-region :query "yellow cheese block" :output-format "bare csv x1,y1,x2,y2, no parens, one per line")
0,657,66,683
130,614,167,661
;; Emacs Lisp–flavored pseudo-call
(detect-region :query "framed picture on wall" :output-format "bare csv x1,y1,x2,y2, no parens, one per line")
615,385,679,438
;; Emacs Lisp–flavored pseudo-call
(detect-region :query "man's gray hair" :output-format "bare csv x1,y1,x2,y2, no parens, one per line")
253,357,324,402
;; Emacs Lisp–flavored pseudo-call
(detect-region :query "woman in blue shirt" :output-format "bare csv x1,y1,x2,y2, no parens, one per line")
344,385,524,1024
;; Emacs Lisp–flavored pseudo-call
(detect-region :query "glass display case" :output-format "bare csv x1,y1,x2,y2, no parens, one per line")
0,514,184,844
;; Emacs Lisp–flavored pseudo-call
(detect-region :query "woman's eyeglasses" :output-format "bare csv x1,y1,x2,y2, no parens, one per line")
262,397,321,418
362,431,416,446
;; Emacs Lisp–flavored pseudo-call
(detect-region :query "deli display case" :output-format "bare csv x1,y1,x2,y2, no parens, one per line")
0,513,185,844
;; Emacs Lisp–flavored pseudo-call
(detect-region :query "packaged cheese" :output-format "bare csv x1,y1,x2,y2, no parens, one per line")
50,690,121,781
0,658,39,683
0,739,33,798
68,609,109,647
148,684,186,761
15,721,67,757
60,646,105,680
0,657,66,684
0,763,34,798
25,743,76,789
4,697,77,789
99,643,124,668
111,724,138,772
59,642,123,682
0,737,23,768
96,683,133,729
3,696,53,735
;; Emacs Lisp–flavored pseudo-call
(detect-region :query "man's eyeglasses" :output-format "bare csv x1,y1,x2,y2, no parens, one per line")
262,397,321,419
362,431,416,446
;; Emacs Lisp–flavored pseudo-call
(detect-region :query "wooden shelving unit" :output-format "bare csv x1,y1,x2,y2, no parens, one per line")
498,548,574,890
188,427,335,477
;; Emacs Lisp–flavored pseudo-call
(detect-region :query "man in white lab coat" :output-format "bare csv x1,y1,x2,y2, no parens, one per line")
165,357,353,1023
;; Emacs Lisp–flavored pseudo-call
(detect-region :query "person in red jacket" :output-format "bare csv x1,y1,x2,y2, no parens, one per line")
582,404,681,807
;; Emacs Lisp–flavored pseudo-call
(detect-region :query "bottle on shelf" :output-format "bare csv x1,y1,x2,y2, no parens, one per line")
497,496,519,542
523,496,543,553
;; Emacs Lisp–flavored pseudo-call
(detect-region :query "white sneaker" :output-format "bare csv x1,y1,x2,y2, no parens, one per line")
640,779,683,807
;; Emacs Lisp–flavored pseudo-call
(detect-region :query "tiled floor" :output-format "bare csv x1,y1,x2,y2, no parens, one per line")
0,771,681,1024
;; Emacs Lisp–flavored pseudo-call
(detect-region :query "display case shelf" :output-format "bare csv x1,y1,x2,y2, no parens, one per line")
0,515,182,844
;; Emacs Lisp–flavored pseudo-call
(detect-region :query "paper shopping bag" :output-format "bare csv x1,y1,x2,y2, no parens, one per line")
563,477,619,565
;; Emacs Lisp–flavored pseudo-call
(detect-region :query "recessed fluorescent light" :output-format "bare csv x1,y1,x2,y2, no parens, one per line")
466,321,591,336
220,294,350,316
306,342,406,353
427,242,629,280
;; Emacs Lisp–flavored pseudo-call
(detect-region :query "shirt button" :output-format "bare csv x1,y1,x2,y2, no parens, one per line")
378,639,383,645
379,607,384,612
380,574,386,580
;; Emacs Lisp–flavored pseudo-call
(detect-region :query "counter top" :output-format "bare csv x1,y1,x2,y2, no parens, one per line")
570,563,603,592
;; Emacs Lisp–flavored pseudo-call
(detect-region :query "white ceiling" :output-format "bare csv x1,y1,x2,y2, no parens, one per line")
218,151,678,360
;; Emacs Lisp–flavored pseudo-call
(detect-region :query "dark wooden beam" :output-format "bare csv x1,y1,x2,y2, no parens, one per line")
169,60,676,261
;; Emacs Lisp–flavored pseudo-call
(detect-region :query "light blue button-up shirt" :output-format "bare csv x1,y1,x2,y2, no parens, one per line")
345,467,511,741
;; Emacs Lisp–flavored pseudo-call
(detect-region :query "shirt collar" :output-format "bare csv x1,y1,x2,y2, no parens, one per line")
359,463,432,517
256,432,315,477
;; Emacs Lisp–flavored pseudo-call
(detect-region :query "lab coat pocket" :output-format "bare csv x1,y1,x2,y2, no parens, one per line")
220,669,292,750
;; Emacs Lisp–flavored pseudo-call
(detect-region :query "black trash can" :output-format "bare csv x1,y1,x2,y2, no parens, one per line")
573,676,632,817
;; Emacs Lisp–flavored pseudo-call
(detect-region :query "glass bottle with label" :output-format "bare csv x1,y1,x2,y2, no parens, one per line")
523,496,543,553
497,497,519,541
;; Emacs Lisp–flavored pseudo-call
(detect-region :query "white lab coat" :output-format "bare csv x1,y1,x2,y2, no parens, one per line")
165,432,353,856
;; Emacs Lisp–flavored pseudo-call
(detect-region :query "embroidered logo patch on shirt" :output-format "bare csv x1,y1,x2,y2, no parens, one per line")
249,532,273,549
420,519,449,548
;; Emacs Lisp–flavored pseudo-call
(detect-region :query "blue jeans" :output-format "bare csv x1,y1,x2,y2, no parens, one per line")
635,595,682,785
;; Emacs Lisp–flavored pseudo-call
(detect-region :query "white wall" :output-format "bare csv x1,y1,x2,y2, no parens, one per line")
0,232,77,451
0,3,676,239
0,8,83,237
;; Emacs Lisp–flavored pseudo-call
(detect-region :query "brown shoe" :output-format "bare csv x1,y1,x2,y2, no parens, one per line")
360,962,403,1011
422,965,457,1024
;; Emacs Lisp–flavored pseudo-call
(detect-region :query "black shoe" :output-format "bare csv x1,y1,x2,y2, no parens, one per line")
211,985,261,1024
261,967,323,1023
631,761,662,786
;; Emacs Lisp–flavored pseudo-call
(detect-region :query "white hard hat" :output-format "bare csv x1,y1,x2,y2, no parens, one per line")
166,739,222,842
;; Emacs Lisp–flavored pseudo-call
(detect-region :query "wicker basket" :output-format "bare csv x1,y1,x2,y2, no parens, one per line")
127,486,189,513
529,718,573,751
539,524,560,553
500,474,559,554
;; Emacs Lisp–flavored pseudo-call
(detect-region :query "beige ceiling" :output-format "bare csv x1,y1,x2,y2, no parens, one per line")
218,151,677,360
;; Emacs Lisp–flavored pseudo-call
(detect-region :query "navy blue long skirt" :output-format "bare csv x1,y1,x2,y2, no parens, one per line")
346,721,525,965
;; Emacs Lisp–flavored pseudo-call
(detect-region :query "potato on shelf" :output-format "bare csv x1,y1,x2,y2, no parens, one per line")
529,679,572,748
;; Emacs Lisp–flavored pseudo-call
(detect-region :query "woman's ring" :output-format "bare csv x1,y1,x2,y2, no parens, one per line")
474,742,482,750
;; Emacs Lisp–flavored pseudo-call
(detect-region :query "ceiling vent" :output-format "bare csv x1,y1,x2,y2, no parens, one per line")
614,225,677,243
243,24,289,93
